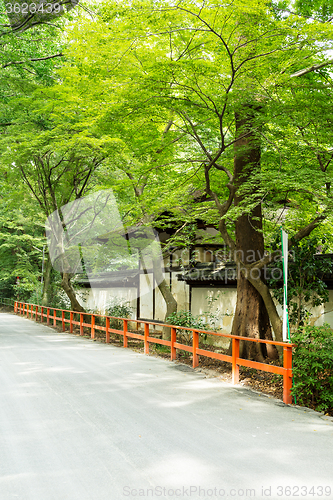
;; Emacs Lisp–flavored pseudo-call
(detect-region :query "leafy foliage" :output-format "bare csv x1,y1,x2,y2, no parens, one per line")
295,0,333,20
166,310,208,344
166,310,207,330
2,0,333,346
269,236,333,328
107,301,133,319
107,300,133,329
292,324,333,412
0,202,45,301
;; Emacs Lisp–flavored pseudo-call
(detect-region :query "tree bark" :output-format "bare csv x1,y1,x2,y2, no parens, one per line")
41,253,52,306
61,272,86,313
245,273,283,343
151,253,177,340
231,109,278,361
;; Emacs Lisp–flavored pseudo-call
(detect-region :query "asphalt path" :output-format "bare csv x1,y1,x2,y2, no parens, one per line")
0,313,332,500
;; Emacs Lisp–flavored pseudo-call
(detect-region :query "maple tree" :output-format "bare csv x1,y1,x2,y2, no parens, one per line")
2,0,333,360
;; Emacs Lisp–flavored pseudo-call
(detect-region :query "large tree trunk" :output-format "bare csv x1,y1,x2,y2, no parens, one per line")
61,272,86,313
152,253,177,340
160,279,178,341
231,109,278,361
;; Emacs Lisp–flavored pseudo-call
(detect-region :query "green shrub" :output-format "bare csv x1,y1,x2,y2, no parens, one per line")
106,300,133,329
166,310,208,344
291,324,333,412
166,310,207,330
107,302,133,318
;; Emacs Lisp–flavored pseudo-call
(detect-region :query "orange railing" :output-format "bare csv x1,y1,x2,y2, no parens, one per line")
14,301,294,404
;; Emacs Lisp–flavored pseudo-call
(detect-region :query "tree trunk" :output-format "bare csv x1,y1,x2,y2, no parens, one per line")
61,272,86,313
231,109,278,361
152,253,177,340
41,253,52,306
160,279,178,341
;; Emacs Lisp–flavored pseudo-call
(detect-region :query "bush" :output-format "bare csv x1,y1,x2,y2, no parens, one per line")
166,310,207,329
166,310,208,344
106,300,133,329
107,302,133,318
291,324,333,412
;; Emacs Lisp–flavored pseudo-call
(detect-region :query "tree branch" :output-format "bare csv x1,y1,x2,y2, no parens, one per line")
2,52,63,69
291,57,333,78
291,214,327,245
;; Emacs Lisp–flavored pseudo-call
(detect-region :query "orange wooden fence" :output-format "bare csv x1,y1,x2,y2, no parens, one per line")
14,301,294,404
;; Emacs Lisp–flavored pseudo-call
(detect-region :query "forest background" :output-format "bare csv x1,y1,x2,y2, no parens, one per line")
1,0,333,363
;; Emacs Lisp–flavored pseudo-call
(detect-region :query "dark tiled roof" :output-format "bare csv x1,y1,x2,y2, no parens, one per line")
177,262,237,284
75,270,139,288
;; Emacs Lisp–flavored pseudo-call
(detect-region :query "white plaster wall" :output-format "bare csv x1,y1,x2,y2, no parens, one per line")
147,273,190,321
324,290,333,327
311,290,333,328
171,275,189,311
172,248,190,266
77,282,333,332
274,294,333,331
310,303,325,327
191,247,215,263
163,255,170,267
154,272,172,321
77,287,137,318
140,272,154,319
155,284,167,321
154,274,190,321
191,287,237,333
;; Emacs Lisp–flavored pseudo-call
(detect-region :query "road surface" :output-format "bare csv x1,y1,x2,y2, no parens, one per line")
0,313,332,500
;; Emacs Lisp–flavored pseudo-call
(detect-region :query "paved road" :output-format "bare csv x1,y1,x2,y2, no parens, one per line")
0,313,332,500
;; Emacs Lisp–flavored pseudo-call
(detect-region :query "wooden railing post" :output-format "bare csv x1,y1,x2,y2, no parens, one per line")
192,330,199,368
232,338,240,384
283,344,293,405
53,309,56,327
47,308,50,325
91,315,95,339
14,301,17,313
80,313,83,335
171,327,177,361
62,311,65,332
41,306,44,323
70,312,73,333
105,317,110,343
144,323,149,354
123,319,128,348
